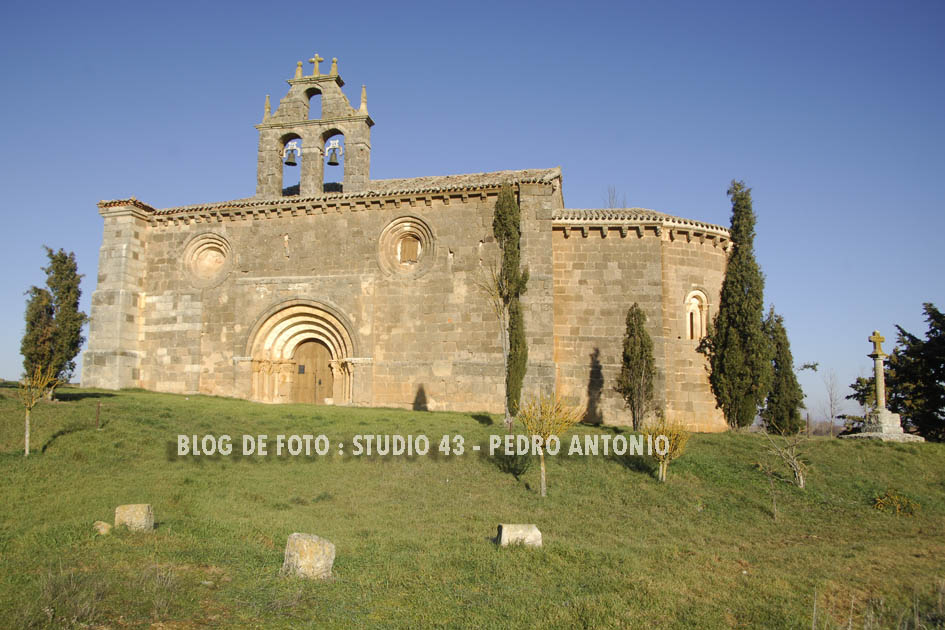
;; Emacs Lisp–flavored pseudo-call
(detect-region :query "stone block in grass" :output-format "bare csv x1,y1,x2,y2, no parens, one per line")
114,504,154,531
496,524,542,547
93,520,112,535
281,533,335,579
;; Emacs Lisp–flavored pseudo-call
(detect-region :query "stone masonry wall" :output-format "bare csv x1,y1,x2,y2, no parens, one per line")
83,180,726,431
552,226,666,426
659,235,728,432
124,186,559,413
81,204,149,389
551,226,728,430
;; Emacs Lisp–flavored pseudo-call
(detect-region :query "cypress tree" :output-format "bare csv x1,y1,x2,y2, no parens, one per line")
21,247,88,393
615,303,657,430
21,286,56,375
698,181,772,429
507,299,528,415
760,307,805,434
493,183,529,417
43,247,88,382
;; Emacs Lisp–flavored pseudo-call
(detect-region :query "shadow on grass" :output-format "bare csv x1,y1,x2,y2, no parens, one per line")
41,423,92,453
488,451,533,480
608,451,657,478
471,414,494,426
54,391,116,402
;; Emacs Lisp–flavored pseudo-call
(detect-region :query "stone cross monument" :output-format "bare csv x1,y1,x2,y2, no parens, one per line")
868,331,887,407
841,330,924,442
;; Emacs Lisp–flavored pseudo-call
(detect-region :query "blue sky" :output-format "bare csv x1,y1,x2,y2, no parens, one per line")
1,0,942,419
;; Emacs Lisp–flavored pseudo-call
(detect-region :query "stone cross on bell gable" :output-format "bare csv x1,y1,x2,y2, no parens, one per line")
308,53,324,77
868,330,888,409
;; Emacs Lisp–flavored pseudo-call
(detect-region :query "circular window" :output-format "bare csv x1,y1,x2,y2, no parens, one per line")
183,233,232,288
378,216,435,277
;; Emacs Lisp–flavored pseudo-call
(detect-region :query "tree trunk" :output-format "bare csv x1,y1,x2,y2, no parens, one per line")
538,448,547,497
24,409,31,457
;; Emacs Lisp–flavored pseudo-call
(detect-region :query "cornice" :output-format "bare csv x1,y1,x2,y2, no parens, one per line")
553,208,730,247
256,113,374,130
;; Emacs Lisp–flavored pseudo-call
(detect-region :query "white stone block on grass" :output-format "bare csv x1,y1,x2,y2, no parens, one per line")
281,533,335,579
114,504,154,531
496,524,542,547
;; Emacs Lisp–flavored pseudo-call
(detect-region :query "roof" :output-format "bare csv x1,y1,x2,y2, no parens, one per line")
98,167,562,216
553,208,728,233
95,168,727,235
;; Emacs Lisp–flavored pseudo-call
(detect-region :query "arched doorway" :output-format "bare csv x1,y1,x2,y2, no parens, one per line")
246,301,355,404
293,340,333,403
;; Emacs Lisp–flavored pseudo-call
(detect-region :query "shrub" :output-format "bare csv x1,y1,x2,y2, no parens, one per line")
643,418,690,482
873,489,920,516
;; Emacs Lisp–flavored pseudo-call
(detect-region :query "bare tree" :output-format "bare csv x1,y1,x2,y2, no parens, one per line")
18,364,58,457
821,369,843,438
605,186,626,209
476,258,513,429
763,431,809,489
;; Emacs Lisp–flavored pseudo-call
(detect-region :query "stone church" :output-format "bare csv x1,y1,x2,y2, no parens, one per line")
82,56,731,431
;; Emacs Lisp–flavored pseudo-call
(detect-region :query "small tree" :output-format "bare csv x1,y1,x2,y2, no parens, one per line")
821,369,842,437
760,307,805,434
21,247,88,398
762,432,809,489
644,419,690,482
19,364,59,457
517,392,583,497
492,183,529,424
615,303,657,430
698,181,772,429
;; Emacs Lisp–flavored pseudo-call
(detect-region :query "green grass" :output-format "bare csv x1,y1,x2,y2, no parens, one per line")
0,386,943,629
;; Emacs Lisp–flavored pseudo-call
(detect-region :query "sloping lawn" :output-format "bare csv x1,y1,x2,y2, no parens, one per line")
0,385,942,629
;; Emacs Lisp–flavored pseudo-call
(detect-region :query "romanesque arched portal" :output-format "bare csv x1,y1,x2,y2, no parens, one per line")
247,300,356,404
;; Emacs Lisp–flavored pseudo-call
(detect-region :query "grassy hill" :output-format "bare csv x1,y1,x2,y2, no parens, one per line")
0,386,943,629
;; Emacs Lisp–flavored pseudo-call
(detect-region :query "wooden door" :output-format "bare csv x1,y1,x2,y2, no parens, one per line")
293,340,333,404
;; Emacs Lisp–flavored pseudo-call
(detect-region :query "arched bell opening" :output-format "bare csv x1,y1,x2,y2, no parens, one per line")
248,302,355,404
305,87,322,120
280,133,302,197
322,129,345,193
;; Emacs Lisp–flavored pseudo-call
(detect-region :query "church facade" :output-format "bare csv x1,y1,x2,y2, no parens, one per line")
82,57,731,431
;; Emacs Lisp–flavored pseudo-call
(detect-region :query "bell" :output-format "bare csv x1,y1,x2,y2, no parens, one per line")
284,148,298,167
327,148,339,166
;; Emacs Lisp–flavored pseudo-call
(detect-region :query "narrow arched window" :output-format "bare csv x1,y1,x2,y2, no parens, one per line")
685,290,708,340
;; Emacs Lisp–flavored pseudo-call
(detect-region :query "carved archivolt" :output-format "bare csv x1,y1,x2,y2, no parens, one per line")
183,232,232,288
248,302,356,404
377,215,435,277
